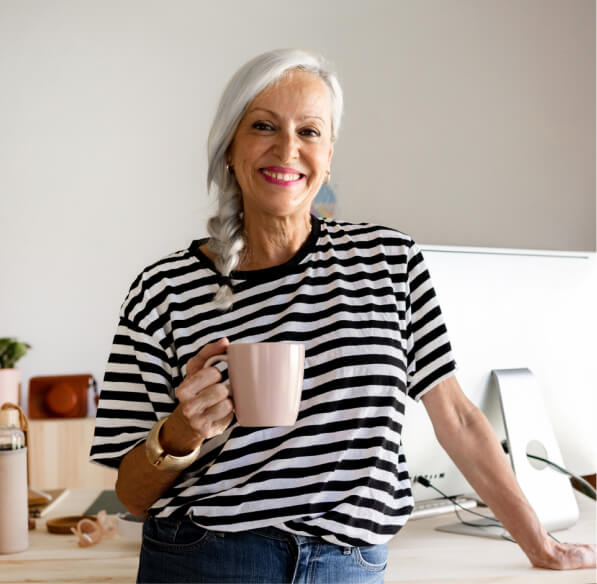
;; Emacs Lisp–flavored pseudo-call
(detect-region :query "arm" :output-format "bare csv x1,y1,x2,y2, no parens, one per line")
115,338,234,516
421,375,596,570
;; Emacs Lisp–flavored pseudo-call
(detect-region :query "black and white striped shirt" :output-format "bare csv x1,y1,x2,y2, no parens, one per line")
90,217,456,546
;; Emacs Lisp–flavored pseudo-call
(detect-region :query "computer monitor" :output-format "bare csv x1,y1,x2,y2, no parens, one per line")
401,244,596,512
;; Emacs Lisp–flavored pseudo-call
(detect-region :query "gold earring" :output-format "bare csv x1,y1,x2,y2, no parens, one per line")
323,170,330,185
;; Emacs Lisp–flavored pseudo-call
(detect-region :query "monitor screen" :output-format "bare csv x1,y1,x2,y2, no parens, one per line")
401,245,596,506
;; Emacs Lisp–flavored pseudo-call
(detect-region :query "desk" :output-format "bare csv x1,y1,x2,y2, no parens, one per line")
391,492,596,584
1,489,594,583
2,489,138,583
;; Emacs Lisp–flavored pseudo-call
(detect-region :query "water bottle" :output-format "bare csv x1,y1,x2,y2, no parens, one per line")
0,424,28,554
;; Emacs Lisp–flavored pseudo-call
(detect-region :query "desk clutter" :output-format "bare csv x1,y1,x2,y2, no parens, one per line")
83,490,143,542
0,401,116,556
26,489,143,550
0,421,28,554
0,377,116,491
38,490,142,545
28,374,98,419
46,515,96,535
83,489,127,515
29,488,69,517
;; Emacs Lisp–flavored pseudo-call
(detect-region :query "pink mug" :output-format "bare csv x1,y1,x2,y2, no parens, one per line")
204,342,305,427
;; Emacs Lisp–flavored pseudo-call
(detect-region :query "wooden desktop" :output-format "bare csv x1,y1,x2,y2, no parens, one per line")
1,488,594,584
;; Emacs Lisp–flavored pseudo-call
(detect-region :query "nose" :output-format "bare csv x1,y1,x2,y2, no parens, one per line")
274,129,299,162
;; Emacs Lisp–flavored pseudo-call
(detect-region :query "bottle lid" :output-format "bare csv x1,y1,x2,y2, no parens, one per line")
0,424,25,450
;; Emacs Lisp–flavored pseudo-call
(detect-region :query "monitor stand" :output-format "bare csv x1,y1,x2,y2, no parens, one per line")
437,368,578,539
436,517,512,540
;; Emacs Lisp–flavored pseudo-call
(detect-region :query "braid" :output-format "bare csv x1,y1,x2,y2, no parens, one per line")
207,185,245,311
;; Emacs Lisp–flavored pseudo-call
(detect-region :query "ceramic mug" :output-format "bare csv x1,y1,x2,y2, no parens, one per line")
203,342,305,427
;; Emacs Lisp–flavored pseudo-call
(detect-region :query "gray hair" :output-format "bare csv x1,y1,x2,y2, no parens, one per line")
206,48,343,310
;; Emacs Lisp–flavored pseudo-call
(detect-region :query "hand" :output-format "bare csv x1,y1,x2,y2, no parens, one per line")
531,539,596,570
161,338,234,455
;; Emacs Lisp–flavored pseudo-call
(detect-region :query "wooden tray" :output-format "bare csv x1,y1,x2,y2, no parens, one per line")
46,515,96,535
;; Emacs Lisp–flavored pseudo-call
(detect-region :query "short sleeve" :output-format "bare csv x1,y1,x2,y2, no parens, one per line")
89,317,175,469
404,242,457,400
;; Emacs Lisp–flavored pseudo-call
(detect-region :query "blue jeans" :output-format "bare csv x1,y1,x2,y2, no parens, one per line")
137,516,388,583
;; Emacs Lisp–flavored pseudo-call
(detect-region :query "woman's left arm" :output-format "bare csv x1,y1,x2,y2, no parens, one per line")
421,375,596,570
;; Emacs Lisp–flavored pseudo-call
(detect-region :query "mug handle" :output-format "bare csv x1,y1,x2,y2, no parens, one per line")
203,354,228,369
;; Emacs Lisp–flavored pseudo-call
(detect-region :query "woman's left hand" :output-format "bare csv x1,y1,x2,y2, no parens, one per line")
531,540,596,570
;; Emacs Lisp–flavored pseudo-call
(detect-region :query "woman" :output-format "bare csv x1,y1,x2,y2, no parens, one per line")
91,49,595,583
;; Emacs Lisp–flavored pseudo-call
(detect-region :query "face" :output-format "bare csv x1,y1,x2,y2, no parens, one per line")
227,70,334,221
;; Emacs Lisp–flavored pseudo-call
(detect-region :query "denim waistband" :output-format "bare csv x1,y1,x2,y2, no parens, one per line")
184,516,331,547
247,525,323,546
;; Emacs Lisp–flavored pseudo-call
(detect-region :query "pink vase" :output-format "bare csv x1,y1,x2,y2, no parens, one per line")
0,369,21,407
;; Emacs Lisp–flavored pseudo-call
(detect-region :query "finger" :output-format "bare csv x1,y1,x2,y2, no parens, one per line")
207,409,235,437
186,338,230,377
211,411,235,435
539,542,597,570
188,400,235,440
176,367,223,402
557,543,594,570
180,383,231,418
568,543,596,569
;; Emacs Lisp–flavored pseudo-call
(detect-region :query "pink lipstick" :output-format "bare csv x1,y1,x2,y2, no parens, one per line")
259,166,305,186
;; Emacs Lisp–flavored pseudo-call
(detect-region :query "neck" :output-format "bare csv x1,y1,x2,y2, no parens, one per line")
241,212,312,270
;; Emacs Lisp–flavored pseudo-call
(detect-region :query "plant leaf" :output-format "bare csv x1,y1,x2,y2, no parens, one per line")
0,338,31,368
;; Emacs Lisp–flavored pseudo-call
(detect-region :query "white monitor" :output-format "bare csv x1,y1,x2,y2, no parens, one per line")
401,244,596,516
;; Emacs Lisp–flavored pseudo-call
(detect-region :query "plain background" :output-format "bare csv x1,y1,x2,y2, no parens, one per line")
1,0,595,478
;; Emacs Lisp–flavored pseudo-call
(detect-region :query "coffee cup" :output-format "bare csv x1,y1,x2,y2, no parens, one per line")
203,342,305,427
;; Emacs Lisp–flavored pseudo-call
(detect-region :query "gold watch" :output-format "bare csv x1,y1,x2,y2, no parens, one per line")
145,416,201,471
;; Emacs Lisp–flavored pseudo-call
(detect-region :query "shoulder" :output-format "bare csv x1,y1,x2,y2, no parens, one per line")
128,245,197,292
317,217,417,254
119,243,208,324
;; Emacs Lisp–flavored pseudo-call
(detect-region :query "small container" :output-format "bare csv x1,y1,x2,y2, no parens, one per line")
0,425,28,554
116,512,144,542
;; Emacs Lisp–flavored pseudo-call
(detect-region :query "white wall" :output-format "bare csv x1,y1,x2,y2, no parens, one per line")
1,1,595,477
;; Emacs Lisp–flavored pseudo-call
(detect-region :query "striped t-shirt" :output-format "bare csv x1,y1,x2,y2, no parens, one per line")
90,217,456,546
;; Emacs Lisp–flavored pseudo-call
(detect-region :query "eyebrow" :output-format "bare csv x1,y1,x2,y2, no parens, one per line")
247,107,325,123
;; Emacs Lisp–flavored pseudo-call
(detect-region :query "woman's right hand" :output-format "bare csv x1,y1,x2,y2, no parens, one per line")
116,338,234,516
160,338,235,455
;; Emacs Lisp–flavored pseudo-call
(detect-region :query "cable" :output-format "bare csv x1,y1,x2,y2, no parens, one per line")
415,476,561,543
526,453,596,501
415,476,501,523
500,440,596,502
415,476,514,543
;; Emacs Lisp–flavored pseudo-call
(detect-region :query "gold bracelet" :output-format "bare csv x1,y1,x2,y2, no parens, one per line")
145,416,201,472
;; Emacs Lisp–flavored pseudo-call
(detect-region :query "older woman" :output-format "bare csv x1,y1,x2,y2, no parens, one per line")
91,49,595,583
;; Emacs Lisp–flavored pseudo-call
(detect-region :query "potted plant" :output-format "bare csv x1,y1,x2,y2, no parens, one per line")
0,338,31,406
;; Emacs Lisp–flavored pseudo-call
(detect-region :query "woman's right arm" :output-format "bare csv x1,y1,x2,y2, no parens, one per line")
115,338,234,516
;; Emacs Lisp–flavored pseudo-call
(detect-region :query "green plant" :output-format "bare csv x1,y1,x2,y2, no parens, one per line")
0,338,32,369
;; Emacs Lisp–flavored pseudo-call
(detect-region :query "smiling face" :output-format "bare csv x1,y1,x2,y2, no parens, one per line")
227,70,334,222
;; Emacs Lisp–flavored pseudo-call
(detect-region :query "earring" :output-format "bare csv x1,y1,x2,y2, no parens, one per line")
226,163,234,175
323,170,330,185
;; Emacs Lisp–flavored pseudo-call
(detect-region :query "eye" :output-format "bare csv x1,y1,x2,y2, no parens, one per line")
252,121,275,131
299,127,320,137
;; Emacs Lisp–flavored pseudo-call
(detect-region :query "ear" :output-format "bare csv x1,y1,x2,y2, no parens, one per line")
327,143,334,165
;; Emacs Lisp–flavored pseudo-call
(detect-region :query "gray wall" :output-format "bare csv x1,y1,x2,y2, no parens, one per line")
1,0,595,391
1,0,594,261
334,0,596,251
